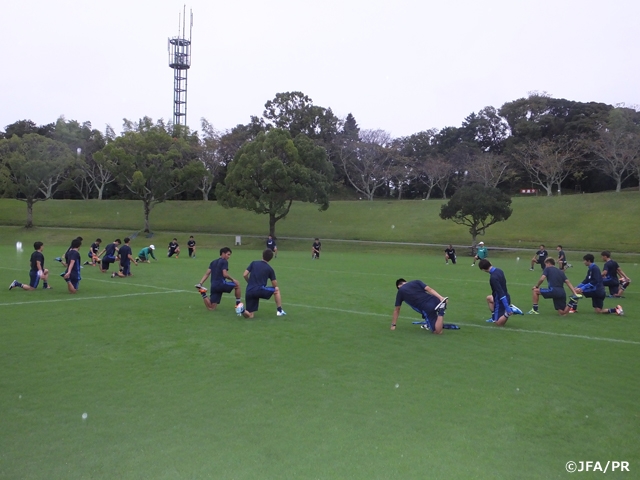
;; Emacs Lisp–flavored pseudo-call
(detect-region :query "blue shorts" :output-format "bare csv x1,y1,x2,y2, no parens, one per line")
493,295,511,320
584,289,605,309
602,277,620,295
67,277,80,290
102,256,116,270
121,262,131,276
209,281,236,304
409,297,442,332
29,270,41,288
540,287,566,310
246,286,276,312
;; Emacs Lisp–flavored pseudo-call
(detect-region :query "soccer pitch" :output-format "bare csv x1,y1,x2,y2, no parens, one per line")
1,242,638,479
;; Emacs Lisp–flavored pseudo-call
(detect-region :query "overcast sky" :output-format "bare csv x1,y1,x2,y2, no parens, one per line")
3,0,638,138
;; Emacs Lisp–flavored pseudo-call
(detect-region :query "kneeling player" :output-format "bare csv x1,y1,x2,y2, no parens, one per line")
391,279,449,334
62,238,82,294
530,258,580,315
195,247,242,311
9,241,51,291
571,254,623,315
99,239,121,273
168,238,180,258
444,244,456,265
240,249,286,318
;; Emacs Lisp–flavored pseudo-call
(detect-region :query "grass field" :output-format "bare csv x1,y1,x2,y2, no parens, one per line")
1,236,638,479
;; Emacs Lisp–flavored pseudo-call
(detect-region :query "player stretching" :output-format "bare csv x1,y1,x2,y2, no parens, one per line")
62,238,82,294
112,237,137,277
9,241,51,291
570,254,623,315
312,238,321,259
266,235,278,258
195,247,242,311
444,244,456,265
239,249,286,318
601,251,630,298
478,259,523,326
529,258,580,315
83,238,102,266
391,279,451,334
530,244,548,271
187,236,196,258
168,238,180,258
471,242,487,267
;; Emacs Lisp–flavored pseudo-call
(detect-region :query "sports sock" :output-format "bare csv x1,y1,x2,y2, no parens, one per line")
15,281,23,288
277,306,283,313
236,299,241,305
533,304,538,312
200,292,207,298
607,308,615,314
43,282,48,288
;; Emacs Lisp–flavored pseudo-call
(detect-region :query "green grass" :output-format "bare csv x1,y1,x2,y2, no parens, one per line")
1,240,638,479
1,190,640,252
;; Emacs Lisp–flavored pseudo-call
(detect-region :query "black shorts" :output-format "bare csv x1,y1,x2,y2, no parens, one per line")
584,289,606,309
540,287,566,311
246,287,275,312
209,281,236,304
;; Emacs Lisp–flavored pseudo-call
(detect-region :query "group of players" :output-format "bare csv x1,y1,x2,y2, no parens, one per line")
10,234,630,329
395,243,631,336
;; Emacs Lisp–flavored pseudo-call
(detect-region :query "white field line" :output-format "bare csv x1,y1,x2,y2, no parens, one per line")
286,302,640,346
0,290,183,307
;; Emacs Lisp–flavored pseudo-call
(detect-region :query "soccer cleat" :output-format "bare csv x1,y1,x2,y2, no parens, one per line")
111,273,117,278
510,304,524,315
235,303,245,315
420,324,431,331
568,308,577,314
471,264,475,267
434,297,448,311
194,283,207,291
529,268,534,271
570,294,583,300
485,318,496,323
527,309,539,315
276,310,287,316
9,280,18,290
615,305,624,316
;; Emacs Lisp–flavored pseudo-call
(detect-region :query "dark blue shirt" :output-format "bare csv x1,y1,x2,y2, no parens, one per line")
187,240,196,248
105,243,118,257
581,263,604,290
209,257,229,285
489,267,509,300
542,266,567,289
30,251,44,271
119,245,132,265
266,238,276,251
602,259,619,279
90,242,100,254
557,249,566,262
246,260,276,292
394,280,435,312
536,249,548,264
67,250,81,279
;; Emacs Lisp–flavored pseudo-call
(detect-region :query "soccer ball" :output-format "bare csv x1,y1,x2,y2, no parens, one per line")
16,241,23,252
235,303,245,315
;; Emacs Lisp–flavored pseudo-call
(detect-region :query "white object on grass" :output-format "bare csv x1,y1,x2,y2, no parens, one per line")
82,413,88,420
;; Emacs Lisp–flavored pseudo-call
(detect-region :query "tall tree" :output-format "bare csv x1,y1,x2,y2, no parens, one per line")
593,108,640,192
216,129,334,236
466,153,515,188
0,134,74,227
513,137,581,196
440,184,513,246
416,155,453,199
340,129,394,201
192,118,227,200
2,119,55,139
101,117,199,232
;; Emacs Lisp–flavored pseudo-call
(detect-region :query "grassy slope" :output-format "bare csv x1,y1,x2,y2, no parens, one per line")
1,191,639,253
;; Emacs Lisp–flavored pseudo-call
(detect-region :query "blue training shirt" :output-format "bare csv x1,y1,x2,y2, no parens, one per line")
542,266,567,289
246,260,276,292
395,280,436,312
67,250,81,279
602,259,619,279
489,267,509,300
119,245,132,265
580,263,604,292
209,257,229,285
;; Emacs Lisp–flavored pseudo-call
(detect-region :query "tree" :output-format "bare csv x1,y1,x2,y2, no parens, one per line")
101,117,199,232
340,129,394,201
191,118,227,200
513,137,581,196
0,134,74,227
466,152,515,188
416,155,453,199
2,119,55,139
440,184,513,246
593,108,640,192
216,128,334,236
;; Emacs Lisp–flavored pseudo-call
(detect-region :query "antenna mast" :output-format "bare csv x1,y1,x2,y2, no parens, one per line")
168,6,193,126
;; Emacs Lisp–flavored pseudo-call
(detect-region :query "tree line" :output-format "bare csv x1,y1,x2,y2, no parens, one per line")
1,91,639,234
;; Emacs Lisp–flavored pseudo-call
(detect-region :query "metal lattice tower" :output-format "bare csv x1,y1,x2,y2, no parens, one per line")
168,7,193,126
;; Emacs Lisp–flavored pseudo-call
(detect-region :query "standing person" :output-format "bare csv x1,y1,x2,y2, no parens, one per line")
478,259,524,326
9,241,51,291
135,245,157,263
571,254,623,315
83,238,102,266
311,238,321,259
112,237,137,278
62,238,82,294
556,245,570,270
168,238,180,258
529,258,580,315
600,251,631,298
266,235,278,258
187,236,197,258
471,242,488,267
444,244,456,265
390,279,449,334
239,249,286,318
99,239,121,273
195,247,242,311
530,245,549,271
